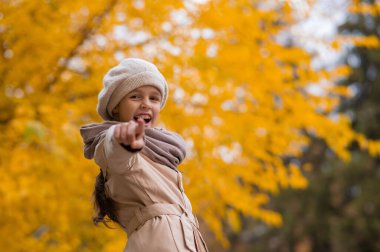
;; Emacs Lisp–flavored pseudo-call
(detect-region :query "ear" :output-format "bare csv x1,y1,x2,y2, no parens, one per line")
112,105,119,113
112,105,119,118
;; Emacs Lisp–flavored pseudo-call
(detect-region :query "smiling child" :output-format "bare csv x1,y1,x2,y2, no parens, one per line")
80,58,209,252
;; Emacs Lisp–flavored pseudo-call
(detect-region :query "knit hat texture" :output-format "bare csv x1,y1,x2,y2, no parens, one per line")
97,58,168,121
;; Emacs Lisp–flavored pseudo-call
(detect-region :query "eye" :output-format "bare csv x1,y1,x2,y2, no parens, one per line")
130,94,140,99
150,96,161,102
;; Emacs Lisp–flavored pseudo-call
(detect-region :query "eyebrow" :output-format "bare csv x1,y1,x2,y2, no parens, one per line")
129,89,161,97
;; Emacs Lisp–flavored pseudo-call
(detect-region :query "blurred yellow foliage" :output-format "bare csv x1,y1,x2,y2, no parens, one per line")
349,1,380,15
1,0,380,250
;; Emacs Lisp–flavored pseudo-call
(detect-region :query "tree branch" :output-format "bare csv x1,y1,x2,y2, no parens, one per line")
43,0,119,93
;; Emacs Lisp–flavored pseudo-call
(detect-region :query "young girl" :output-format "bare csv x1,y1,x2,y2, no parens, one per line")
80,58,209,252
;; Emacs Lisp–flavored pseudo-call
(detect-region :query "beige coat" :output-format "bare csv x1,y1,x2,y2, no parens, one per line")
94,125,209,252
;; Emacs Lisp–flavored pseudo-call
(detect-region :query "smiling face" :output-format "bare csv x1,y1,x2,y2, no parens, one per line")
112,85,162,127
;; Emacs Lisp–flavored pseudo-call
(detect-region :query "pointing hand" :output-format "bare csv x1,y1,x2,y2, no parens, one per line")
114,119,145,150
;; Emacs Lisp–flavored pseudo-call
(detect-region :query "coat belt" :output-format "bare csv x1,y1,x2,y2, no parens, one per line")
125,203,199,235
123,203,207,252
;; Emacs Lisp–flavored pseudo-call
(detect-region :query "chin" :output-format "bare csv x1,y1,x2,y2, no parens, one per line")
146,123,154,128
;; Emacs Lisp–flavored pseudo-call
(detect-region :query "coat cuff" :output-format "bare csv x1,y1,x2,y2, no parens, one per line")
120,143,143,153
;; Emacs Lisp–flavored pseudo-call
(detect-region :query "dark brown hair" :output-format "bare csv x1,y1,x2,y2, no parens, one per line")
92,169,119,226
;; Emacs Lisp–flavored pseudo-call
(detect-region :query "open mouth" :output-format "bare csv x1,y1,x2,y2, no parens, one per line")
134,114,152,124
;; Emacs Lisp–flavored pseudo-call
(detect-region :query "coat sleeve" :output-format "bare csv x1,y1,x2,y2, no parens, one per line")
94,124,137,175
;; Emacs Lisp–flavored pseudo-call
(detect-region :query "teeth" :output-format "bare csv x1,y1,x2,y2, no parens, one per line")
135,115,151,120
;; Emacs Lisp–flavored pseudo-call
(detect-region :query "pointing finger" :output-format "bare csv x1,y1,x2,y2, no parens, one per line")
127,121,136,145
135,118,145,138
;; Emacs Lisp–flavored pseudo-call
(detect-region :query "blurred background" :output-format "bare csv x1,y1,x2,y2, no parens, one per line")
1,0,379,251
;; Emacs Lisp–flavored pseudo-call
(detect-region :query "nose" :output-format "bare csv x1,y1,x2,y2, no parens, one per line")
140,98,151,109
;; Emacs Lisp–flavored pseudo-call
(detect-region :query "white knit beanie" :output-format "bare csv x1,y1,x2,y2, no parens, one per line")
97,58,168,121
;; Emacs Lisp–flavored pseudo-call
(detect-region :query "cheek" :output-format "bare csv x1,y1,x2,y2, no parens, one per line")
119,102,136,121
152,107,161,120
